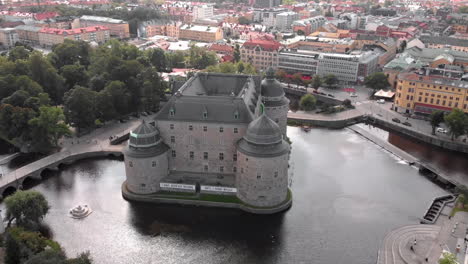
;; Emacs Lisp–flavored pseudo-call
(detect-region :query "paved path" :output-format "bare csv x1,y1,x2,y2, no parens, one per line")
0,116,151,197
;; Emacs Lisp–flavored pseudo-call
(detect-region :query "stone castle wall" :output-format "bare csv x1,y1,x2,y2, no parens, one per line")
124,150,169,194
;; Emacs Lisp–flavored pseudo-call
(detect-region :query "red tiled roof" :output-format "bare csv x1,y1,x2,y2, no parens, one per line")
209,43,233,53
33,12,58,21
39,26,109,35
242,36,281,51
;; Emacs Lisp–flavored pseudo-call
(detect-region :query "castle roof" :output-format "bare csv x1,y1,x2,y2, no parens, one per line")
261,67,285,98
237,114,290,157
129,120,161,148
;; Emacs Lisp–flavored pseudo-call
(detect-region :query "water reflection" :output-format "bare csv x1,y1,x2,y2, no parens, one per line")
1,127,449,264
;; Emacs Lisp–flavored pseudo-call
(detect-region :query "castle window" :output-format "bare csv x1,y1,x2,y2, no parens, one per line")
220,166,224,172
171,150,176,157
170,124,174,130
219,127,224,133
233,154,237,161
189,151,194,160
203,111,208,119
203,152,208,160
233,167,237,173
189,125,193,131
204,165,208,172
171,136,175,143
274,171,278,178
234,111,239,119
141,184,146,187
129,161,133,167
234,128,238,134
219,153,224,160
169,108,175,117
152,161,156,167
241,168,244,173
257,174,261,179
203,126,207,132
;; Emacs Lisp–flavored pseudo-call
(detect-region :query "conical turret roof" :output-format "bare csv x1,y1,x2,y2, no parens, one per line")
261,67,285,98
244,114,283,145
129,120,161,148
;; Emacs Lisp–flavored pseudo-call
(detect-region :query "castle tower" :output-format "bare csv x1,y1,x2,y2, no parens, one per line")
261,67,290,137
123,121,169,194
236,113,290,208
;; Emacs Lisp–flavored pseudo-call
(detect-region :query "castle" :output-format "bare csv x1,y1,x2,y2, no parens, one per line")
122,68,292,213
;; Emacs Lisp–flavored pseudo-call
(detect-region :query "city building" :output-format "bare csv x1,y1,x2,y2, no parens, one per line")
0,28,18,48
122,70,291,212
394,71,468,115
241,36,282,72
253,8,288,28
383,53,424,89
192,4,214,21
253,0,281,8
38,26,110,47
278,49,319,75
79,15,130,39
286,36,356,53
179,24,223,42
275,12,299,31
419,36,468,52
291,16,326,35
145,21,180,38
404,46,468,70
14,25,41,45
316,51,379,83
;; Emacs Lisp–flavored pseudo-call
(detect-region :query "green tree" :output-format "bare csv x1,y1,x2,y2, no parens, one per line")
430,110,445,135
63,86,98,131
292,73,303,86
25,249,67,264
50,40,90,68
28,106,71,150
60,64,89,90
364,72,390,91
444,108,467,140
5,190,50,228
439,252,458,264
148,48,167,72
233,44,240,62
101,81,130,116
299,94,317,111
399,40,407,53
343,99,352,108
323,74,338,88
8,46,30,62
28,52,65,104
312,76,322,89
67,252,93,264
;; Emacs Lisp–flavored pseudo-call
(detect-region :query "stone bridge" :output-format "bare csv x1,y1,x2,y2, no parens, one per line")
0,146,124,198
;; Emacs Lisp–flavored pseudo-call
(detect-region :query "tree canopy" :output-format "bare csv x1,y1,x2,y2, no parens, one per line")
300,94,317,111
323,74,338,87
5,190,50,229
429,110,445,135
364,72,390,91
444,108,467,140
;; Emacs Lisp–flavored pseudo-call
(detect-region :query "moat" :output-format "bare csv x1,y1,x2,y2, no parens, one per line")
2,126,464,264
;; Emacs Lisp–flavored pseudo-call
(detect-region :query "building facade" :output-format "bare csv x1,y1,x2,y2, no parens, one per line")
278,49,319,75
316,51,379,83
275,12,299,31
291,16,326,35
179,24,223,42
38,26,110,47
241,37,282,72
79,15,130,39
123,70,291,211
0,28,18,48
394,72,468,115
192,4,214,21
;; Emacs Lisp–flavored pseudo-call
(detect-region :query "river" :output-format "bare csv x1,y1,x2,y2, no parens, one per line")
0,127,450,264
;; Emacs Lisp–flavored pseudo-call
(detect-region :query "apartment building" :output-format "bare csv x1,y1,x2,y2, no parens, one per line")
291,16,326,35
420,36,468,53
394,72,468,115
253,8,288,28
38,26,110,47
0,28,18,48
316,51,379,83
15,25,41,45
179,24,222,42
286,37,356,53
241,37,282,72
79,15,129,39
192,5,214,21
278,49,319,75
275,12,299,31
145,22,180,38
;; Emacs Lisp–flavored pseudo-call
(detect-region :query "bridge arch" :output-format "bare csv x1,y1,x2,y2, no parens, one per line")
2,186,17,198
21,176,37,189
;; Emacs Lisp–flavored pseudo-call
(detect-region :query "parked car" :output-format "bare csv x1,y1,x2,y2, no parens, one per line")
402,121,412,127
350,92,358,97
327,94,335,97
392,118,401,123
436,127,448,134
377,99,385,104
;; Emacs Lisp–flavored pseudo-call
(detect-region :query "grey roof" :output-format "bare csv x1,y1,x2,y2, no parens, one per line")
80,15,127,24
421,36,468,47
180,72,256,97
261,68,285,98
237,114,289,157
14,25,41,32
128,120,161,148
244,114,282,145
405,47,468,63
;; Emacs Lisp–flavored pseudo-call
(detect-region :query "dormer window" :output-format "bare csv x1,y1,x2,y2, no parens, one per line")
169,108,175,117
203,111,208,119
234,111,239,120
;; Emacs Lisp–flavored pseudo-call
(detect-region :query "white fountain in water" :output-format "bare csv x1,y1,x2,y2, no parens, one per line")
69,204,93,219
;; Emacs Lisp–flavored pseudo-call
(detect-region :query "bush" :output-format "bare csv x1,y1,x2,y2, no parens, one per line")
299,94,317,111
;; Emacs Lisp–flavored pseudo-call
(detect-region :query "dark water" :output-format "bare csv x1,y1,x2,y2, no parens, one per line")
2,127,448,264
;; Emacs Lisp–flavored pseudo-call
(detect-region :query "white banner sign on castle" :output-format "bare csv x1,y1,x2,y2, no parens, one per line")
160,183,195,190
201,185,237,193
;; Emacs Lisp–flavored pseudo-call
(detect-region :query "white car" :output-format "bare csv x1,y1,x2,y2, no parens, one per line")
436,127,448,134
377,99,385,104
350,92,358,97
